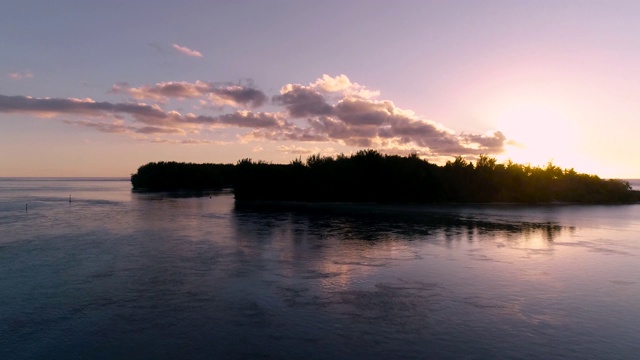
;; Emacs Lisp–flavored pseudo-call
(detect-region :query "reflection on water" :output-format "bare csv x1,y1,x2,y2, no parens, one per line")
1,179,639,360
234,200,571,241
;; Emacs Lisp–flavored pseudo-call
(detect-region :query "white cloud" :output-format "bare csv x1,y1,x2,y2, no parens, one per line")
172,43,203,58
311,74,380,99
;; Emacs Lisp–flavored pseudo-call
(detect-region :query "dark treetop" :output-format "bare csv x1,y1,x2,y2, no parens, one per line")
131,150,639,204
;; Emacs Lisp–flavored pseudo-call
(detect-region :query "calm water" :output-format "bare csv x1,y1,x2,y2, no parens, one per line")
1,178,639,359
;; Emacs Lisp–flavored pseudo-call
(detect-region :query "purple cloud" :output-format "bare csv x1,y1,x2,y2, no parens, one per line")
273,85,334,117
111,81,267,108
0,74,509,154
0,95,167,123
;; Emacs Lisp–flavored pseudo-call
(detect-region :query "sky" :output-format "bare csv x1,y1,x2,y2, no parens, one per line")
1,0,639,178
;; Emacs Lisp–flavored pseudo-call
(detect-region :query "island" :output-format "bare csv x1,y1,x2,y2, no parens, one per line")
131,150,640,204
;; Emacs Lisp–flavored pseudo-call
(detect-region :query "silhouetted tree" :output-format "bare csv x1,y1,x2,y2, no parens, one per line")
131,151,640,203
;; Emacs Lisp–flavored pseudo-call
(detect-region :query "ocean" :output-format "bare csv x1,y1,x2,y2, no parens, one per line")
1,178,639,359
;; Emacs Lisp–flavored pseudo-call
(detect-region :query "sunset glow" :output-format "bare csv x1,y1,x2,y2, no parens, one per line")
1,1,638,177
495,102,580,165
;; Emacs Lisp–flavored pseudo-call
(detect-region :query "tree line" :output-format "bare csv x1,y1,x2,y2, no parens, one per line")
131,150,639,204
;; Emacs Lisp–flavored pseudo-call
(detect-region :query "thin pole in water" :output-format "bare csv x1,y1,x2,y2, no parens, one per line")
69,195,71,203
25,204,28,212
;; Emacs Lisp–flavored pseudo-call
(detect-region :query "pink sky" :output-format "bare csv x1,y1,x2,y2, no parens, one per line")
1,1,639,177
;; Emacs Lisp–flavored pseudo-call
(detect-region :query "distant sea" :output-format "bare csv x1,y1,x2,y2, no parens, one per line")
1,178,639,360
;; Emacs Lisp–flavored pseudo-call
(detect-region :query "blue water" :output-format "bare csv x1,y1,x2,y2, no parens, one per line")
1,178,639,359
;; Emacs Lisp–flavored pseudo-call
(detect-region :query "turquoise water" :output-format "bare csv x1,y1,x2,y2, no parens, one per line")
1,178,639,359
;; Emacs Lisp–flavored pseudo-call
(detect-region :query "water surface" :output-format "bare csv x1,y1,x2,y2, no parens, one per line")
1,178,639,359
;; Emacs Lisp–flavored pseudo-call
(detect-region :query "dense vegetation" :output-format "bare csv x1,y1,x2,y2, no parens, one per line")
131,150,639,204
131,162,235,191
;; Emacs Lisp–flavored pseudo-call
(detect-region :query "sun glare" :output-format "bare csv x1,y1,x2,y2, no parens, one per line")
495,102,583,169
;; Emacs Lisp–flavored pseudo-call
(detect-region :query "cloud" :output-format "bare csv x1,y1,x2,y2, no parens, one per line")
273,85,333,117
62,119,130,134
273,74,380,117
0,95,173,126
311,74,380,99
0,94,283,143
265,75,507,156
0,74,509,155
214,111,282,128
277,145,336,156
8,72,34,80
111,82,203,101
172,43,203,58
62,119,186,135
111,81,267,108
460,131,507,153
148,138,218,145
208,85,267,109
0,94,278,129
61,120,218,145
179,111,284,129
136,126,186,135
179,139,213,144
